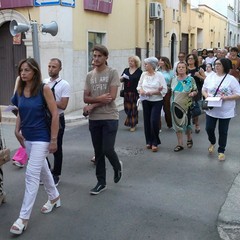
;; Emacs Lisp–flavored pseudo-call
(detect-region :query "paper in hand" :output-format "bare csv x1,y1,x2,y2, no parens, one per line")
122,73,130,80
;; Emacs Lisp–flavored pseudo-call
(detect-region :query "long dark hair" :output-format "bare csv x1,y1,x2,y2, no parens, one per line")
17,58,42,96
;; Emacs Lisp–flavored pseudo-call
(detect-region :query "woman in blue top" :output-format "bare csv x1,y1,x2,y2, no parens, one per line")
10,58,60,235
158,56,174,130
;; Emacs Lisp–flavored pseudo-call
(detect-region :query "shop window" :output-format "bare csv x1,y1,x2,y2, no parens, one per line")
88,32,106,71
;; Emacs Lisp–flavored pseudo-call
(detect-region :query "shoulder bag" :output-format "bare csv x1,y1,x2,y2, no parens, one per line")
0,122,10,166
201,73,227,110
41,81,61,131
120,83,124,97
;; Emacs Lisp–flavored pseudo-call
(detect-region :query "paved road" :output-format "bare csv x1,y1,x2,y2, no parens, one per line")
0,109,240,240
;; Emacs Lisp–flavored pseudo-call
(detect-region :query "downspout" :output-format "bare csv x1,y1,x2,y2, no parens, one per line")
178,0,182,51
146,0,149,57
136,0,140,57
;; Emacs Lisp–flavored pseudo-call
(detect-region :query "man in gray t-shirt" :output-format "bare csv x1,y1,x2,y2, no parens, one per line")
83,44,122,195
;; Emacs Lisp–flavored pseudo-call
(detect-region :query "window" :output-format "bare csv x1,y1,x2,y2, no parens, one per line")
182,0,187,13
88,32,106,71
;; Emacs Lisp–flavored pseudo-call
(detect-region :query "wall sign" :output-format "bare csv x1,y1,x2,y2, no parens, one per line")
84,0,113,14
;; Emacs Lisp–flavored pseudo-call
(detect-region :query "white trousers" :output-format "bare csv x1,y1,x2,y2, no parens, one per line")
19,141,59,220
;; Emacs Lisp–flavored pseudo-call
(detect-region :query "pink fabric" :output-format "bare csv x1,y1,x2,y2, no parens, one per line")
12,146,28,165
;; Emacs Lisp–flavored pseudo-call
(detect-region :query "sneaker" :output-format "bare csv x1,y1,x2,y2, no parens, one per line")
90,183,107,195
53,175,60,187
90,156,96,165
114,161,123,183
208,144,215,154
12,161,24,168
218,153,226,161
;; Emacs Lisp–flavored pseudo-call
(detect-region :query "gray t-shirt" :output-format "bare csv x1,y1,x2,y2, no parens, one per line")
84,66,120,120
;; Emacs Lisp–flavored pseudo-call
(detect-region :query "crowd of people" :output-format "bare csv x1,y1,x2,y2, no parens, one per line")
121,45,240,156
0,44,240,236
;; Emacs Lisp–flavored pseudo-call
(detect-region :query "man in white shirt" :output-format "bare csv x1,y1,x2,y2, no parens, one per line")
173,52,186,74
44,58,71,186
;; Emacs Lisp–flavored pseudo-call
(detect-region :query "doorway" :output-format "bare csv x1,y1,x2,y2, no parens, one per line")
0,21,26,105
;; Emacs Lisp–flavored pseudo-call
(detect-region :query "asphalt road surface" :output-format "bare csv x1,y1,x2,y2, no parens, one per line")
1,109,240,240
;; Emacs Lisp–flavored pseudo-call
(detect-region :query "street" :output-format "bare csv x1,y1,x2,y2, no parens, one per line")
0,109,240,240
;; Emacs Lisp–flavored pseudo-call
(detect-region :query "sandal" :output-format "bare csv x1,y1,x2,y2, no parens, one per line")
174,145,184,152
41,197,61,214
195,125,200,134
10,218,28,235
187,139,193,148
151,146,158,152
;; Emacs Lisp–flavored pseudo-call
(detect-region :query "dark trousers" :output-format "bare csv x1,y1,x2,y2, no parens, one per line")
51,115,65,176
142,100,163,146
160,89,172,129
205,114,231,154
89,119,121,185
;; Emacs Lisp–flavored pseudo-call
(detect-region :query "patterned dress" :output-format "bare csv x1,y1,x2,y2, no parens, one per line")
121,68,142,128
171,75,197,132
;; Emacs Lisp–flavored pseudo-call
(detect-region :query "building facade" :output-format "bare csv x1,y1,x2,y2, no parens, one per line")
0,0,238,111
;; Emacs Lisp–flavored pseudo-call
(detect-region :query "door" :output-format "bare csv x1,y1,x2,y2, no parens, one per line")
0,21,26,105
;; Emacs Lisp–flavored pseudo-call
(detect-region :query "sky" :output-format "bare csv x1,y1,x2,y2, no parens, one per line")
190,0,228,16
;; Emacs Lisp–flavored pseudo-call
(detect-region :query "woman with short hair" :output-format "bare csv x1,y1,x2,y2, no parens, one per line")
137,57,167,152
171,61,198,152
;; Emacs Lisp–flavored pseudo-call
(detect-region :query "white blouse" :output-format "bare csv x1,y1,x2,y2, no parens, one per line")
137,71,167,102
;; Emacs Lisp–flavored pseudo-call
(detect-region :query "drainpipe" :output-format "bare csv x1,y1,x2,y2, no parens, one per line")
146,0,149,57
178,0,182,52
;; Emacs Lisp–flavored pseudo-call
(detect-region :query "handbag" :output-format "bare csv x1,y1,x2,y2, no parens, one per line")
201,99,209,110
0,123,10,166
12,146,28,165
201,73,227,110
120,84,124,97
41,84,52,131
190,101,201,118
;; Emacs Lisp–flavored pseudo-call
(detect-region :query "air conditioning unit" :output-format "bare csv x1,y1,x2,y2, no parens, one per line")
149,2,163,20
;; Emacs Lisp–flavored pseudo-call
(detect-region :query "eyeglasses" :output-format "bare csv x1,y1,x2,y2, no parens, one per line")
188,57,194,60
178,55,185,58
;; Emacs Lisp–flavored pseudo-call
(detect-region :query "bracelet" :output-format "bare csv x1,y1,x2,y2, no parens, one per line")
51,137,57,140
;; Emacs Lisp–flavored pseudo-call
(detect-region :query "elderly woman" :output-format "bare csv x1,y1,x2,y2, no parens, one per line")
171,61,198,152
120,56,142,132
137,57,167,152
202,58,240,161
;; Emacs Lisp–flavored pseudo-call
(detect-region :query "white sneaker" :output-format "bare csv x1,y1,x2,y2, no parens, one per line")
13,161,24,168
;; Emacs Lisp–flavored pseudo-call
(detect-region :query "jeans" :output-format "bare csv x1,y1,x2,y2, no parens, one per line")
89,120,121,185
19,141,59,219
205,114,231,154
142,100,163,146
52,115,65,176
